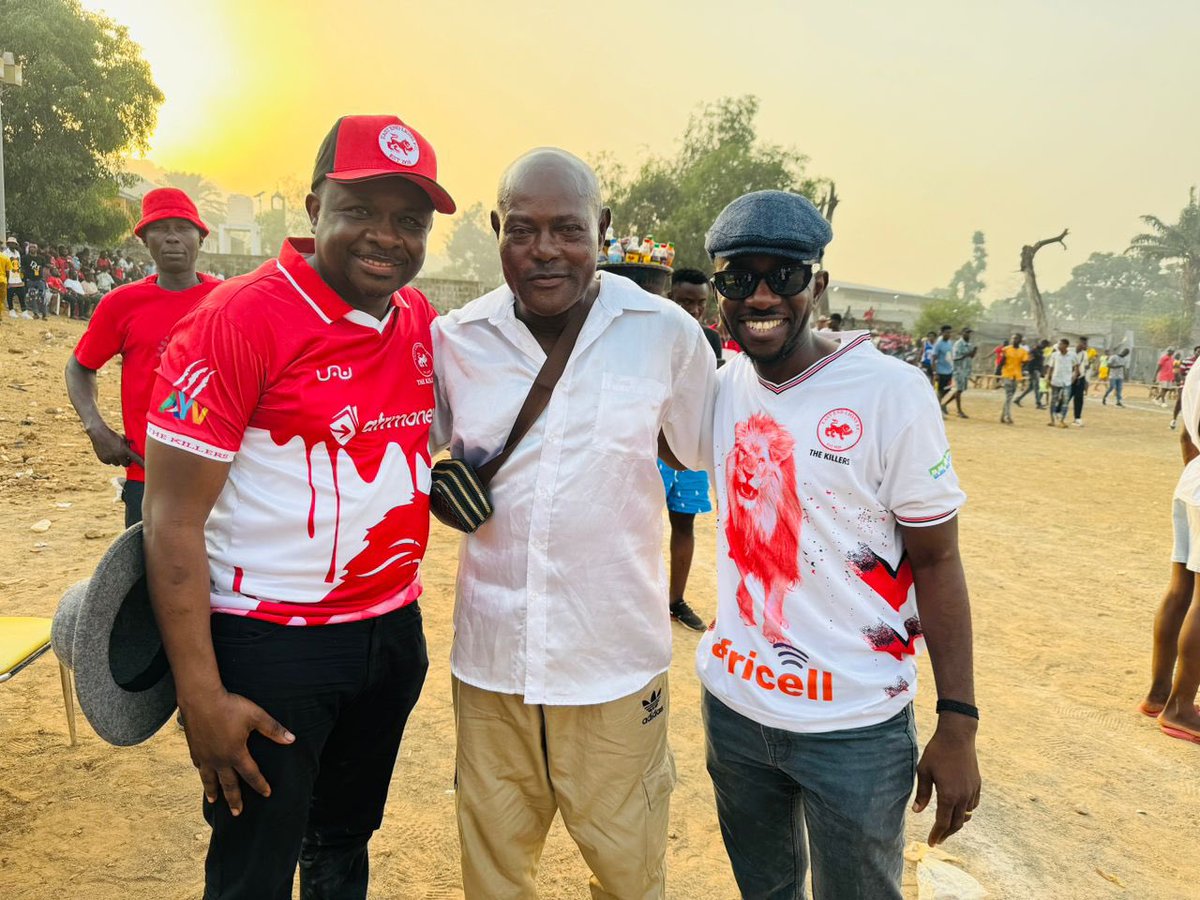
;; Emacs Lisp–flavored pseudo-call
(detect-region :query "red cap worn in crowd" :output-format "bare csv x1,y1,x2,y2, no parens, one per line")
134,188,210,239
311,115,456,214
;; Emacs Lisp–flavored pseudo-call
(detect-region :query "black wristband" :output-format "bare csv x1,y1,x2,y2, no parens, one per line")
936,699,979,720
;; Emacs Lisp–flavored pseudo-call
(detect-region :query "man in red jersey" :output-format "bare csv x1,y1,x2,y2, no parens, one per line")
142,115,454,899
66,188,221,526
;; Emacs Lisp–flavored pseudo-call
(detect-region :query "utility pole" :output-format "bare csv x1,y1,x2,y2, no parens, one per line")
0,51,25,240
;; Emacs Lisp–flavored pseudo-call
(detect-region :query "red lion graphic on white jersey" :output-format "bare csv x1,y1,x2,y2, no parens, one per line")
725,412,803,643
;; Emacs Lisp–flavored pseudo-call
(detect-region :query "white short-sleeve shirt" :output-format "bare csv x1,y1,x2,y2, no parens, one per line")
696,335,966,732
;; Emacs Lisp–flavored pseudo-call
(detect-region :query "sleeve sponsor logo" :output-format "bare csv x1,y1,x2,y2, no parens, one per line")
928,449,952,480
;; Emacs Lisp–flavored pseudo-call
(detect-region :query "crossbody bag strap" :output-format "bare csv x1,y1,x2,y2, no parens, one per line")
474,290,596,486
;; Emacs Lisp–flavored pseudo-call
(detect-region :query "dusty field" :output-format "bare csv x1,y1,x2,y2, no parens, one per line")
0,314,1195,899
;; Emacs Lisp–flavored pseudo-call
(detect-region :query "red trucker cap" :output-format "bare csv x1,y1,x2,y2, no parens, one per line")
311,115,456,214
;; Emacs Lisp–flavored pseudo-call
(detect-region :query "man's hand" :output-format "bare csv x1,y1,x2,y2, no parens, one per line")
86,423,144,468
180,689,295,816
912,718,981,846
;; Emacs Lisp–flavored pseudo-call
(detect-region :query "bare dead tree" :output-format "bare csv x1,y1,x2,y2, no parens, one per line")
817,181,840,224
1019,228,1068,339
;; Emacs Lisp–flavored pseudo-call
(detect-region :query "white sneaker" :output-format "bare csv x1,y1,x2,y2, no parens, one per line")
1074,420,1083,427
1171,419,1178,430
8,309,17,318
20,310,32,319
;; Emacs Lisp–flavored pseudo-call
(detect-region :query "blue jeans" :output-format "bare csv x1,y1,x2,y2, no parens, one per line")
702,690,917,900
1103,377,1123,404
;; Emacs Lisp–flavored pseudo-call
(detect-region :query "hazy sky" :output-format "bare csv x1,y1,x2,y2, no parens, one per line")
81,0,1199,300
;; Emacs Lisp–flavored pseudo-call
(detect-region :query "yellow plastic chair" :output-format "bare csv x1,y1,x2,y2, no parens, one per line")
0,616,77,745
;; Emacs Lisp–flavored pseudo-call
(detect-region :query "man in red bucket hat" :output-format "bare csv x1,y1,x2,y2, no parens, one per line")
65,186,221,526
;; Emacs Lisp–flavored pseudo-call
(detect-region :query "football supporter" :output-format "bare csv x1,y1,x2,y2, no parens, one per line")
932,324,955,404
5,236,25,315
65,188,221,526
1152,359,1200,746
142,114,455,899
1046,338,1078,428
1070,336,1090,426
938,326,976,419
998,333,1029,425
431,148,716,899
661,267,722,632
695,191,980,899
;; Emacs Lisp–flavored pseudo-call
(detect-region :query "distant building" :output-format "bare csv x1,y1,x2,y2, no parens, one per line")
822,280,937,330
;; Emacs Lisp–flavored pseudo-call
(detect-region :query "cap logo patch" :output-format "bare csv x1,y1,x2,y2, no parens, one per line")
379,125,419,167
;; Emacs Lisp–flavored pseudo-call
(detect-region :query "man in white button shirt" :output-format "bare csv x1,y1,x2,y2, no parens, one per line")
431,148,716,899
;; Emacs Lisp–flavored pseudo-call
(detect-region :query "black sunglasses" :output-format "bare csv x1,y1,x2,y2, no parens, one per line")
711,263,818,301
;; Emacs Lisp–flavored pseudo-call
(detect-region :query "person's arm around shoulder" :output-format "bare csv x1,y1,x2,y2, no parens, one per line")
144,439,294,816
902,518,981,846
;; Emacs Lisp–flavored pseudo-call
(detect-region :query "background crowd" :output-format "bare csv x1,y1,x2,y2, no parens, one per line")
1,236,156,321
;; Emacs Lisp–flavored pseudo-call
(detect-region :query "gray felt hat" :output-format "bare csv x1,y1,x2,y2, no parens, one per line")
705,190,833,263
51,523,176,746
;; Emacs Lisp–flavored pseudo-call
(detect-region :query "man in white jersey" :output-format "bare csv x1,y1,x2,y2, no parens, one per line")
695,191,980,899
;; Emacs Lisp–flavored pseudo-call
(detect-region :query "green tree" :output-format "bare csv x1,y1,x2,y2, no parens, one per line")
937,231,987,302
439,202,502,288
1042,252,1178,322
598,96,831,270
2,0,162,243
159,171,226,226
1129,188,1200,341
913,296,985,340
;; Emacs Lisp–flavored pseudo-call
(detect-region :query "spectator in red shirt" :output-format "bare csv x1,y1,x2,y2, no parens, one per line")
65,187,219,526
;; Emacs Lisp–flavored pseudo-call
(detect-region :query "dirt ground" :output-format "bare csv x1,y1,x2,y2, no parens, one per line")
0,314,1196,899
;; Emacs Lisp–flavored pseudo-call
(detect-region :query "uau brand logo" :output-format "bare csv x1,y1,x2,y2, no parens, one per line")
928,449,952,480
641,688,664,725
317,365,353,382
711,637,834,702
378,125,419,167
329,405,359,446
159,359,214,424
816,407,863,452
412,342,433,378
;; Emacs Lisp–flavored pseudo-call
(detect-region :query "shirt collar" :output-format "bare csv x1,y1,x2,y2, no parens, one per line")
456,270,663,325
276,238,404,326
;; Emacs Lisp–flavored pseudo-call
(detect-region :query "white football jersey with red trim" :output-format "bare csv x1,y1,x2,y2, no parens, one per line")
697,336,965,732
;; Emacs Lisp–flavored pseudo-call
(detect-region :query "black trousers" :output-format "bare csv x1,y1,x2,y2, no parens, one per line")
204,602,429,900
1071,377,1087,420
122,479,144,528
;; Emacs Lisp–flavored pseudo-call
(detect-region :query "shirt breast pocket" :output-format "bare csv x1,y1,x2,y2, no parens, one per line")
589,372,667,457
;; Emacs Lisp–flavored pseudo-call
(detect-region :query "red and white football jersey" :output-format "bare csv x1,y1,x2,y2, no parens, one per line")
697,334,966,732
145,239,437,625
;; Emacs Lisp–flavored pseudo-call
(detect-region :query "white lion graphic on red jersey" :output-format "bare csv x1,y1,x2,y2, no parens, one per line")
725,413,803,644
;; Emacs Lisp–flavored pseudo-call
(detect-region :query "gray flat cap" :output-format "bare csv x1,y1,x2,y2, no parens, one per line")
705,190,833,262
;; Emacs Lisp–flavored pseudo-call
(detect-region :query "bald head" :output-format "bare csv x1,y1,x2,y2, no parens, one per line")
496,148,602,218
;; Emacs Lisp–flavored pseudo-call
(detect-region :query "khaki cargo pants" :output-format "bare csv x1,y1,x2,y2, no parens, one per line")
452,673,676,900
